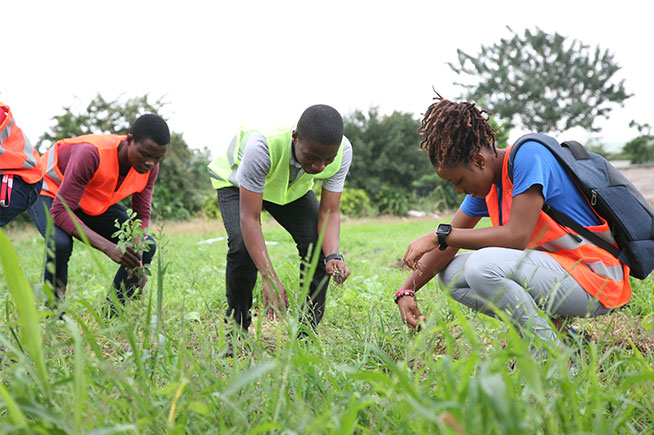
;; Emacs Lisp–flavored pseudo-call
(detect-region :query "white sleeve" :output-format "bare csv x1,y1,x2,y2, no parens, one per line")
235,132,271,193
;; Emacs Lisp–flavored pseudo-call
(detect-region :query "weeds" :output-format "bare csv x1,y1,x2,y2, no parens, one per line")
1,218,653,433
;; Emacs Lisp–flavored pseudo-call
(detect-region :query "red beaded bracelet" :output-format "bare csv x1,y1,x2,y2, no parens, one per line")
394,289,415,304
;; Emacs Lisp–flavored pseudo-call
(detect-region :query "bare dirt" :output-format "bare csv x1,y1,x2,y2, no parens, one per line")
619,165,654,204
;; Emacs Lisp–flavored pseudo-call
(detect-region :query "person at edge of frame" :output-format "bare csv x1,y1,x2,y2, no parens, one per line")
28,114,170,314
0,101,45,227
207,104,352,344
396,93,629,354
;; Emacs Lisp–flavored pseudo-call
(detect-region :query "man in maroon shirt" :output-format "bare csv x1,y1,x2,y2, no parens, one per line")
29,114,169,313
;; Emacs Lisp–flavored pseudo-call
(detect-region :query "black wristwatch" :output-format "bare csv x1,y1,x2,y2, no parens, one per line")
324,253,344,264
436,223,452,251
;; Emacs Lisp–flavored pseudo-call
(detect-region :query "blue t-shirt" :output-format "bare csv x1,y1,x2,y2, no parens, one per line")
460,141,601,226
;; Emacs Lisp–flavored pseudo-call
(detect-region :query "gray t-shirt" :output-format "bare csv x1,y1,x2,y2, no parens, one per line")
235,131,352,194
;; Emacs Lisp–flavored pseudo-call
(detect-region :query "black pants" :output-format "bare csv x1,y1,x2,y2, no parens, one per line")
217,187,330,331
29,195,156,302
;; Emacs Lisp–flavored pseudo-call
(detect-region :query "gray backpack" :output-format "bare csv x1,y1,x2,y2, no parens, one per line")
508,133,654,279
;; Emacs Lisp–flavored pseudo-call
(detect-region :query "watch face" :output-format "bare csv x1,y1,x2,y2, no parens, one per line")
437,223,451,234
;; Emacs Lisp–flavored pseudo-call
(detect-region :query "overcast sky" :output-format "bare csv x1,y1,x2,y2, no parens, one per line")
3,0,651,156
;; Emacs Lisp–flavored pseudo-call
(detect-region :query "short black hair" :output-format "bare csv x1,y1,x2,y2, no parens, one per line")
130,114,170,146
296,104,343,146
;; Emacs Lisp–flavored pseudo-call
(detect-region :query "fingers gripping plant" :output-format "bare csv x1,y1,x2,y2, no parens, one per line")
112,208,152,280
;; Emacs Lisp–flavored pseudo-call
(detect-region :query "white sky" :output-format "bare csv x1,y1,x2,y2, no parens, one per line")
2,0,651,156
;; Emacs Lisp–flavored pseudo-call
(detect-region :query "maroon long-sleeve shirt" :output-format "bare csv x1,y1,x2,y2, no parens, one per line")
51,141,158,234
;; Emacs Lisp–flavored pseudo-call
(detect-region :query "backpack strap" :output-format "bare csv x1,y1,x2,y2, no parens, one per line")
543,204,621,259
560,140,590,160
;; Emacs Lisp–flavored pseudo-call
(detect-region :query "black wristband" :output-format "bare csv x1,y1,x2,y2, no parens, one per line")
324,253,344,264
436,223,452,251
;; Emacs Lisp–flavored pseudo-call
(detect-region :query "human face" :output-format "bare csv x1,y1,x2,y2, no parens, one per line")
293,135,340,175
436,156,494,198
128,138,168,174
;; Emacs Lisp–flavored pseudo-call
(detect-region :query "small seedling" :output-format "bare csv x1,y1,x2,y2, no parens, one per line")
112,208,152,279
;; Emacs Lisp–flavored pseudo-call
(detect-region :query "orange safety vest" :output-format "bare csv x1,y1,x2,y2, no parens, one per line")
485,144,631,309
0,102,45,184
41,134,151,216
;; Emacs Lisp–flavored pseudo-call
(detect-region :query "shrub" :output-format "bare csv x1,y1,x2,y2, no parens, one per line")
339,188,373,218
201,193,221,220
374,184,410,216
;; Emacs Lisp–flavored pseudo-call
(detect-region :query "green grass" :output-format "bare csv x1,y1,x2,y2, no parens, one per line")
1,216,654,433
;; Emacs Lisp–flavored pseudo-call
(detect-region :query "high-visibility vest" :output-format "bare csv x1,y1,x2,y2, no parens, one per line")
485,144,631,309
41,134,151,216
0,102,45,184
207,127,344,205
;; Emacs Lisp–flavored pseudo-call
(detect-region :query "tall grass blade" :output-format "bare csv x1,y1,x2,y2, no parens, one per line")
0,229,50,398
64,316,87,432
0,382,28,429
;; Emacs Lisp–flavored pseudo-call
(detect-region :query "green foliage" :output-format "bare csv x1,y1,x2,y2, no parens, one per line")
38,94,213,220
374,184,410,216
112,208,151,254
201,193,221,219
624,122,654,164
449,27,632,134
2,220,654,432
344,108,443,214
339,187,373,218
344,108,433,197
412,173,464,212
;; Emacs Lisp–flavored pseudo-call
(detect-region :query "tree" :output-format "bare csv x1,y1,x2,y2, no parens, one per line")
448,27,632,134
344,108,464,213
39,94,213,220
623,121,654,164
344,108,432,196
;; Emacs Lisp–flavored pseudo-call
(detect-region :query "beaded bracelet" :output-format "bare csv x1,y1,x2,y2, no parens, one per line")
394,289,415,304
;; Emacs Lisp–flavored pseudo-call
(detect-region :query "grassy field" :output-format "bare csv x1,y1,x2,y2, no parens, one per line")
1,215,653,434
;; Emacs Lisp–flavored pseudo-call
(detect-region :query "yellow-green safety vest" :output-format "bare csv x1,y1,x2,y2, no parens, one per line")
208,127,344,205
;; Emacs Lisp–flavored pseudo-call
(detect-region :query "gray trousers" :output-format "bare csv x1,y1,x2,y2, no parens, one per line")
439,247,611,343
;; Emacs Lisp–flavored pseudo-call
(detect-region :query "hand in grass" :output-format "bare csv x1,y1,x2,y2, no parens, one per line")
262,277,288,320
326,259,350,284
105,243,141,269
397,294,426,330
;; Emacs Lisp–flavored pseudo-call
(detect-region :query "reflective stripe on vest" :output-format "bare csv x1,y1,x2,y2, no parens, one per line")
40,134,151,215
208,127,344,205
0,103,44,184
485,144,631,309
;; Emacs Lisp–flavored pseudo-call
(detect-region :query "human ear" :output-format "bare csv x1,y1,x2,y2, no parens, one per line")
472,154,485,170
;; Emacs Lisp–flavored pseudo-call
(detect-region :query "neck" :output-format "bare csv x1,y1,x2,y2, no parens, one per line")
493,148,507,183
117,140,130,176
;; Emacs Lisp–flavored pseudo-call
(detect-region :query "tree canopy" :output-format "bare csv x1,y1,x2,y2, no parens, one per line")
448,27,632,134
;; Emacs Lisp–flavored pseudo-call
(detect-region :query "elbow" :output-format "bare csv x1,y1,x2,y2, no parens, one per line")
506,232,532,250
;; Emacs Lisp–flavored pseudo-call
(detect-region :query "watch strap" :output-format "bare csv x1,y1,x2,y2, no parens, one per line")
325,253,344,263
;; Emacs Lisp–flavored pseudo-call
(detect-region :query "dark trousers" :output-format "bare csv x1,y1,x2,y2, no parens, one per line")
0,175,43,227
28,195,156,302
217,187,330,331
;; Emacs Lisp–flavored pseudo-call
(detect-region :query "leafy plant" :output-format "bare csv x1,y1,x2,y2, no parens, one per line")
112,208,152,279
339,187,373,218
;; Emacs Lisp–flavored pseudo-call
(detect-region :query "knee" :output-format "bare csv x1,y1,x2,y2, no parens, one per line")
463,248,507,293
143,235,156,262
52,230,73,257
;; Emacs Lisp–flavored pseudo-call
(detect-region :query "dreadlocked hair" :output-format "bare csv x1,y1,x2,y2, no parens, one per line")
418,92,498,168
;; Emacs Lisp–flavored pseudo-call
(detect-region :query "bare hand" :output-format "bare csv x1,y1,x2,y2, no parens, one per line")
397,294,426,330
402,230,439,270
326,259,350,284
262,278,289,320
105,244,141,269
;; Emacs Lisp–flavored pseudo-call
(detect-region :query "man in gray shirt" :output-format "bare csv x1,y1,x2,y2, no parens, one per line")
208,105,352,343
